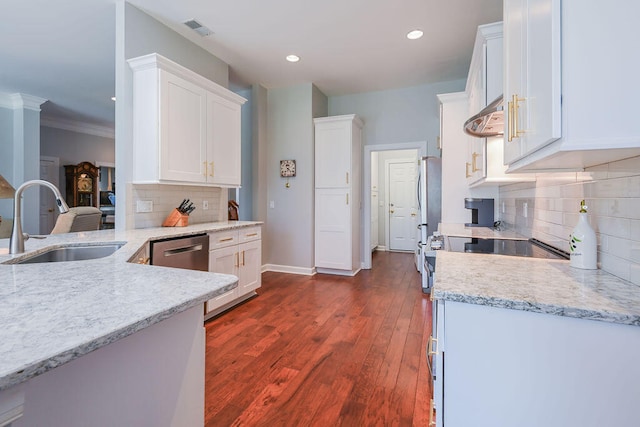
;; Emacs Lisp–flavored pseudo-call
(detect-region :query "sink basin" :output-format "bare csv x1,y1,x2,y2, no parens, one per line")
9,243,125,264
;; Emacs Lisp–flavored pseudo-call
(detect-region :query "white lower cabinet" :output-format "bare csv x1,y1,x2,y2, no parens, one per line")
206,226,261,318
435,300,640,427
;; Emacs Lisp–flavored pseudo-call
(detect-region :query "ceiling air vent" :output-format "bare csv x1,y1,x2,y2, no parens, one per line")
183,19,212,37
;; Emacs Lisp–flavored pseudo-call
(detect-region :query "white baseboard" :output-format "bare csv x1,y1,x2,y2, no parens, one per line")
375,246,388,251
262,264,317,276
316,267,361,277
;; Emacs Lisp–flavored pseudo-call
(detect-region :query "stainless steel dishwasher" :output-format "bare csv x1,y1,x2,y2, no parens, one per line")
150,233,209,271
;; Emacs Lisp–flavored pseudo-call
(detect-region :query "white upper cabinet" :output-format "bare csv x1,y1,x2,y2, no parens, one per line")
128,53,246,187
466,22,533,186
504,0,640,171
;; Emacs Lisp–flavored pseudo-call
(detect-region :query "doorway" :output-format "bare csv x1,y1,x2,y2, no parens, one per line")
386,159,418,251
39,156,60,234
363,142,428,270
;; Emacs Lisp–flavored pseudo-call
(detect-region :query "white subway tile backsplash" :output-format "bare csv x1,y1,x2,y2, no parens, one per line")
500,157,640,286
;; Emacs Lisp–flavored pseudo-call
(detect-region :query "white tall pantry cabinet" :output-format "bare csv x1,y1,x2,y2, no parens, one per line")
314,115,363,276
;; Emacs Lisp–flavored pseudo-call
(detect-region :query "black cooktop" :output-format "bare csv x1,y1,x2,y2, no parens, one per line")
445,236,569,260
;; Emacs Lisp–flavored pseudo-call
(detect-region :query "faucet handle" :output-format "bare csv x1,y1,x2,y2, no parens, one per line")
29,234,48,240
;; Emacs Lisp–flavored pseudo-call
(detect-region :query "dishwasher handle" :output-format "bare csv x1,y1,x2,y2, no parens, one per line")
163,244,204,256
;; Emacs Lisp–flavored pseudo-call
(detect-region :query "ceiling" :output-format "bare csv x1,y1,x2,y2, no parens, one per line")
1,0,502,130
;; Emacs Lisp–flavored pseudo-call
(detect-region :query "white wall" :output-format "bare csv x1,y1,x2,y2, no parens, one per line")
329,79,465,155
500,155,640,286
264,84,327,272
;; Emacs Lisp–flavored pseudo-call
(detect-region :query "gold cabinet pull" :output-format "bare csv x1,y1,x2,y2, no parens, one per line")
465,162,471,178
245,233,258,238
472,152,480,172
429,398,436,426
219,237,234,243
346,172,349,185
209,161,214,177
428,336,438,356
511,94,525,140
203,161,208,177
235,252,239,268
411,212,416,217
346,193,349,205
242,250,245,266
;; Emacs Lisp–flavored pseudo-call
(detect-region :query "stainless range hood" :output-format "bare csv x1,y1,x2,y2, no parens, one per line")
463,95,504,138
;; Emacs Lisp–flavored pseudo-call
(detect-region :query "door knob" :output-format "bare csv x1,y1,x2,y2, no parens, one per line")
48,208,54,212
390,210,395,214
411,212,416,217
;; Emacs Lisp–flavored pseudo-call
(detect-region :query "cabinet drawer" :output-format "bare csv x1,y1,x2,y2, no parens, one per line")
209,230,238,250
205,287,238,313
238,226,261,243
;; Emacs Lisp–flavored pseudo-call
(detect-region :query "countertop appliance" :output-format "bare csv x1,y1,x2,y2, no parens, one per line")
446,236,569,259
464,198,494,227
416,156,442,291
150,233,209,271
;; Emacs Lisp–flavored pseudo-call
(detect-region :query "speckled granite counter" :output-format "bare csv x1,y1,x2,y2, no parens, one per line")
0,221,261,391
433,251,640,326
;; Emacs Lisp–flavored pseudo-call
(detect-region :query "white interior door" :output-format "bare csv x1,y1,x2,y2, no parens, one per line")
388,161,418,251
39,157,59,234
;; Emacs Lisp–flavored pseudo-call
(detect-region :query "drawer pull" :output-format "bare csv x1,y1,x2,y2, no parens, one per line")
245,233,258,238
219,237,234,242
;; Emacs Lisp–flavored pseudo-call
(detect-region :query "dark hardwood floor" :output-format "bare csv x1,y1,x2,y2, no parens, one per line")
204,251,432,426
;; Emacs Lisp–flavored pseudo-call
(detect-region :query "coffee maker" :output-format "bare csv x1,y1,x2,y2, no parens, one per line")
464,198,494,227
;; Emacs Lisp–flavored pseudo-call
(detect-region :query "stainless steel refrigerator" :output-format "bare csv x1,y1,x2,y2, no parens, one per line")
416,156,441,292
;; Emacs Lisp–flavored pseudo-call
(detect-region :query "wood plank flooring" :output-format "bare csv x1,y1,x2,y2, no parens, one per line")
205,251,432,426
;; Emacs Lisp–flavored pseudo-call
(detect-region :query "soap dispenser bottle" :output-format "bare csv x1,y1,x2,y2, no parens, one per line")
569,200,597,269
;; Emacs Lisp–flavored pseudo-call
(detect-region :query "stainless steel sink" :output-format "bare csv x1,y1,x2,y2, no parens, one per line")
9,243,124,264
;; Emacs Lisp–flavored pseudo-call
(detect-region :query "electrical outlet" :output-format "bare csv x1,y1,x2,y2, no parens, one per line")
203,200,209,210
502,201,506,214
136,200,153,213
523,202,528,218
269,201,275,209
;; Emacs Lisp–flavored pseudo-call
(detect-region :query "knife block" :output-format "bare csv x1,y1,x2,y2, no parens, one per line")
162,208,189,227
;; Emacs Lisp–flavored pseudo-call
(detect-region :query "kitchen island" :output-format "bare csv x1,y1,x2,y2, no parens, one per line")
431,242,640,427
0,221,260,427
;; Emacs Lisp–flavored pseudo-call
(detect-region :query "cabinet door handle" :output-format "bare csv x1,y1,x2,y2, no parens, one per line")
245,233,258,238
429,399,436,426
346,194,349,205
472,152,480,172
235,252,239,268
465,162,471,178
209,161,214,177
219,237,234,243
203,161,208,177
511,94,525,140
346,172,349,185
242,250,245,266
428,336,438,356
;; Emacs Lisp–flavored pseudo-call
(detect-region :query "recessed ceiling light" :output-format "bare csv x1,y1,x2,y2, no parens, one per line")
407,29,424,40
286,54,300,63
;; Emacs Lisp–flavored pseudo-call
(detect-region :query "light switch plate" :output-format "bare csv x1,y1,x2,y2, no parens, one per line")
136,200,153,213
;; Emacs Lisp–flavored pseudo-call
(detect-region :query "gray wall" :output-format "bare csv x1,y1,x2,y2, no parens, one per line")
329,79,466,155
264,84,327,270
229,88,253,221
0,107,14,219
115,2,230,230
41,126,115,191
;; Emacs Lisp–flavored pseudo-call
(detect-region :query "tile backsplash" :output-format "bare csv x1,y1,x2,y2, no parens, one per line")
129,184,227,229
499,155,640,286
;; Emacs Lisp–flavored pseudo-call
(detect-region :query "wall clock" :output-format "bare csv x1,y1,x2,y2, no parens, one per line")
280,160,296,177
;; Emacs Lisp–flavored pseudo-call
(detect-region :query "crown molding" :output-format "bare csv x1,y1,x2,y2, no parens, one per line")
0,93,47,111
40,115,115,139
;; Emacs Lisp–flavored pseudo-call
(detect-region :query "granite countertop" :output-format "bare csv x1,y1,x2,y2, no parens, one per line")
433,249,640,327
0,220,261,391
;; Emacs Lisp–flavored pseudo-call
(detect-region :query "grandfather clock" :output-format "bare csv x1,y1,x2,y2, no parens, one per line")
64,161,99,207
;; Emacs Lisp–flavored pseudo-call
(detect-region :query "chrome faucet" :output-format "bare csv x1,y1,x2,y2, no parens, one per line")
10,180,70,254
